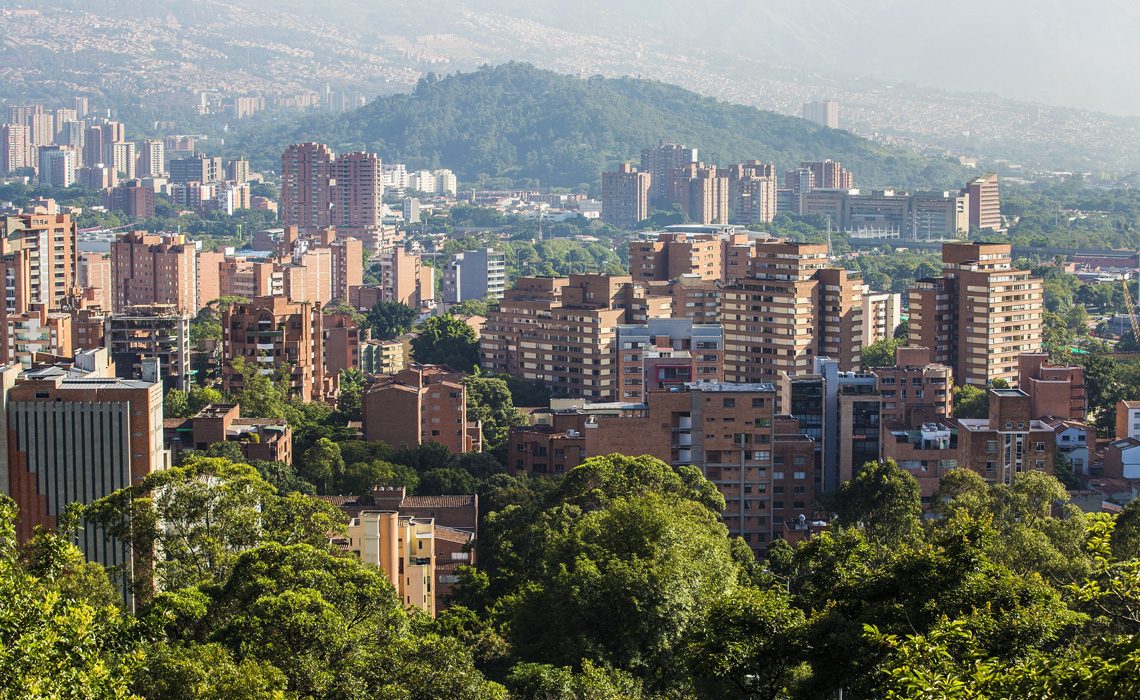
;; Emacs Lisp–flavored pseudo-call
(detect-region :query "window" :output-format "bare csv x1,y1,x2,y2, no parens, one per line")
723,398,736,408
773,471,785,480
793,471,806,480
986,440,997,454
752,398,765,408
1034,442,1045,452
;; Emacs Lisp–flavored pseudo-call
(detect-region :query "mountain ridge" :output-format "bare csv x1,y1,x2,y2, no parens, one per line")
237,62,968,189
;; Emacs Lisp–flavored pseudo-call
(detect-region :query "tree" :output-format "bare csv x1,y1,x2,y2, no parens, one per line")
392,441,456,472
1053,450,1079,490
165,388,191,418
0,495,142,696
1110,498,1140,560
168,542,505,698
418,468,479,495
341,459,420,494
449,296,495,317
365,301,417,340
464,375,527,454
893,319,909,342
954,383,988,419
131,643,288,699
84,457,275,592
336,368,364,421
833,459,922,545
230,357,289,419
300,438,346,493
686,587,807,700
861,337,901,369
412,314,480,371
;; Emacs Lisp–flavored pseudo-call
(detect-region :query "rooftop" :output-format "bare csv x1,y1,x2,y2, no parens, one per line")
686,381,776,393
401,495,477,509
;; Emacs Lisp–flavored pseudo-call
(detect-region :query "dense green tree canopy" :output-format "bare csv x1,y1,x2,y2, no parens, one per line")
365,301,418,341
411,315,480,371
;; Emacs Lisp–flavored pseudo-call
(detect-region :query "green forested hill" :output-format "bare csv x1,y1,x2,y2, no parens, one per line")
235,62,968,189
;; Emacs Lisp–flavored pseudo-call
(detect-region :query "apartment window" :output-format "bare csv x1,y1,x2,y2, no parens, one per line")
793,471,807,480
773,471,785,480
1034,442,1045,452
723,398,736,408
986,440,997,454
752,398,765,408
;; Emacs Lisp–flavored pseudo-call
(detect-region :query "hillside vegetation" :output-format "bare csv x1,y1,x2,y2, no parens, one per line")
235,62,968,189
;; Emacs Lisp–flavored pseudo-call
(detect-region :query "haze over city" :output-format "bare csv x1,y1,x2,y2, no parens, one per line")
1,2,1139,699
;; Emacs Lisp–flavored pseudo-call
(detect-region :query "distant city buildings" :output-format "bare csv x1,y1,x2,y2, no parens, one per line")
965,173,1003,232
601,163,652,228
802,99,839,129
280,143,385,251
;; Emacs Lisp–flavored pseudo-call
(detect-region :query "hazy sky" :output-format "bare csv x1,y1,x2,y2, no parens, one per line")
460,0,1140,116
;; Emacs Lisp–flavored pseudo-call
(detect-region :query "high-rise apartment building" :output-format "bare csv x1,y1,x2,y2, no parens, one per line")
668,163,729,225
964,173,1002,232
138,139,165,177
112,141,136,179
861,291,903,346
640,143,697,203
78,252,112,309
3,368,163,572
957,388,1054,485
629,231,725,283
443,248,505,304
280,143,383,248
726,161,778,225
0,212,77,311
872,346,953,429
378,247,434,307
615,319,723,401
107,305,191,391
104,181,156,219
323,313,361,376
36,145,75,187
800,160,853,190
221,296,326,401
509,382,812,552
908,242,1042,387
0,304,72,367
169,154,222,184
802,100,840,129
1017,352,1086,421
779,357,881,492
362,364,479,454
601,163,652,228
110,232,198,313
721,241,864,386
480,275,674,399
1,124,29,174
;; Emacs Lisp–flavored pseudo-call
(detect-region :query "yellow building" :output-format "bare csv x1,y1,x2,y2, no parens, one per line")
343,510,437,616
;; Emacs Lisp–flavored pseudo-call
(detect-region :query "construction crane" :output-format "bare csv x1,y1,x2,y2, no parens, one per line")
1123,275,1140,343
